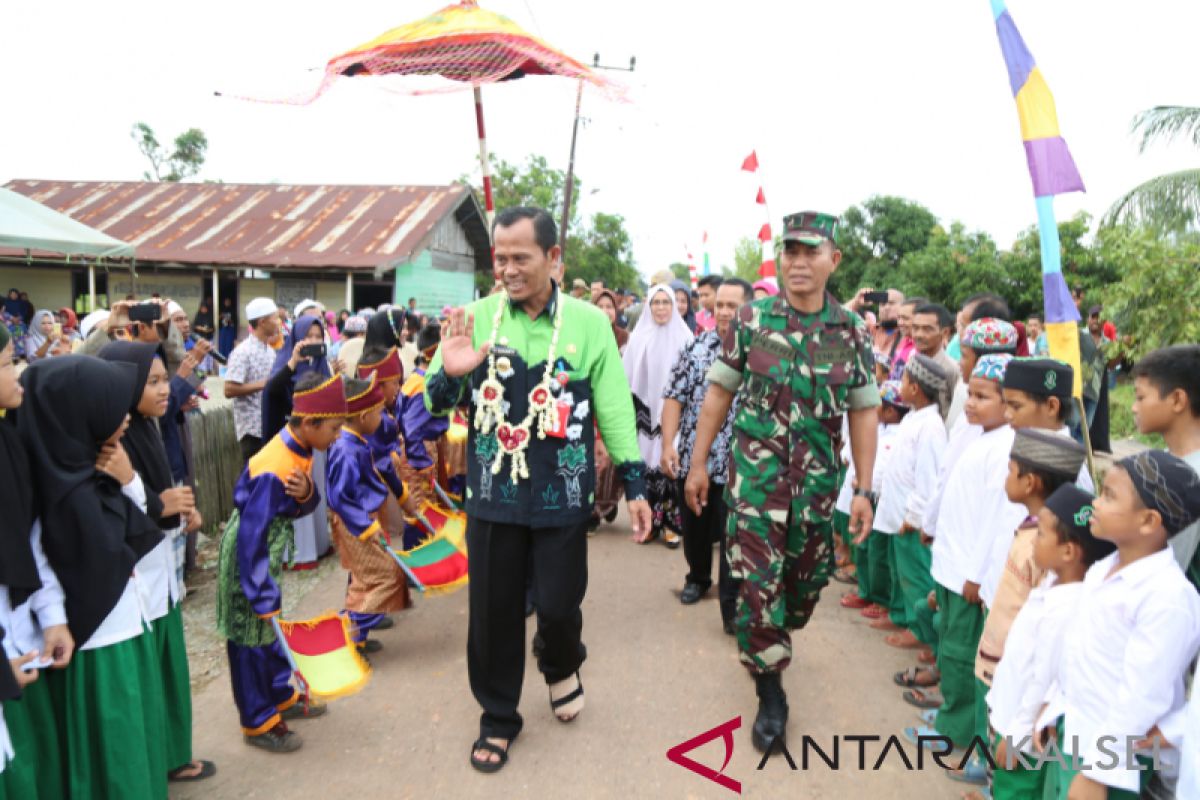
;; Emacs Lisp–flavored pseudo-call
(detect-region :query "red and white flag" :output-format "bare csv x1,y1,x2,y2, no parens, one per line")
740,151,759,172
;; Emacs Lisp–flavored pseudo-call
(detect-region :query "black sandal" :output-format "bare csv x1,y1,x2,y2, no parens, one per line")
469,738,510,774
549,671,584,722
168,760,217,782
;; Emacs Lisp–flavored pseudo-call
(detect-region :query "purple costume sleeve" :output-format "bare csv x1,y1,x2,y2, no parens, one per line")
401,391,449,470
326,434,391,540
366,408,407,499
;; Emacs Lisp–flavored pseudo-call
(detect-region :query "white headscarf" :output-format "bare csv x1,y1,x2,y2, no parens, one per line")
622,284,694,468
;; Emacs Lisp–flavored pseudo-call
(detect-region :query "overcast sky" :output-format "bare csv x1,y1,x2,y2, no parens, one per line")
2,0,1197,282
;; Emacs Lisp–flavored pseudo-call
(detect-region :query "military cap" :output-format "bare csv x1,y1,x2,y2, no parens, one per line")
782,211,840,246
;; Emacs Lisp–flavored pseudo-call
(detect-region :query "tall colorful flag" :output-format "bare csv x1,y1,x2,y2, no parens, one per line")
741,151,776,277
702,231,710,277
990,0,1086,396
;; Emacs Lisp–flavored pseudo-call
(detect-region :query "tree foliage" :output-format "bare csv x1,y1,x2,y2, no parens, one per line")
1103,106,1200,233
461,155,639,292
131,122,208,182
1097,226,1200,359
731,236,762,282
830,196,939,300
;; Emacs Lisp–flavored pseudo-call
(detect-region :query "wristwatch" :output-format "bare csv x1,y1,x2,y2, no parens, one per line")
853,487,879,505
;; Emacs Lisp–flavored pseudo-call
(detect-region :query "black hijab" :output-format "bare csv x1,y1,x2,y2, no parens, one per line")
364,308,405,352
0,417,40,608
17,356,164,646
99,341,179,529
0,323,39,607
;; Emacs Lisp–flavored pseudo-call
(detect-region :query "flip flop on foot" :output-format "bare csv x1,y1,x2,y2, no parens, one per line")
918,708,938,726
885,631,922,649
168,760,217,782
946,760,989,785
918,648,937,665
832,567,856,585
470,737,511,774
902,688,944,709
549,671,585,722
870,617,902,631
893,666,939,688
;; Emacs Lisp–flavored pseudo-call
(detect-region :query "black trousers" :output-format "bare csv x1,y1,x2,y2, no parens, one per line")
677,479,740,623
239,435,263,466
467,517,589,740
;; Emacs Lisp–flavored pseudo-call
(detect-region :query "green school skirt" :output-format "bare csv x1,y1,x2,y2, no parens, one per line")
46,631,167,800
0,678,65,800
151,603,193,772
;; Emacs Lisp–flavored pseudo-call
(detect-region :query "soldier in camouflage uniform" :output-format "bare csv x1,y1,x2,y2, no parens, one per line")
685,211,881,753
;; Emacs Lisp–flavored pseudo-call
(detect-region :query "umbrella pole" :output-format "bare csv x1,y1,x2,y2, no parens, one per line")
473,86,495,231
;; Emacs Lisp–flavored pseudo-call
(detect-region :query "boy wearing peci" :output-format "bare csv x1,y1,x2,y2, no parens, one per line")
216,372,348,753
1044,450,1200,799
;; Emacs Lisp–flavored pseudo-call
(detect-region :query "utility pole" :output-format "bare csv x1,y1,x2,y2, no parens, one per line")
559,53,635,255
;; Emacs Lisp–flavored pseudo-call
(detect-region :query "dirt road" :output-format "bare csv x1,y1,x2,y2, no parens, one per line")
175,510,966,800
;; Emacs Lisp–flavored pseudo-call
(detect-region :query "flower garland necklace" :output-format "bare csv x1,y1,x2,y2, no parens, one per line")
473,290,565,483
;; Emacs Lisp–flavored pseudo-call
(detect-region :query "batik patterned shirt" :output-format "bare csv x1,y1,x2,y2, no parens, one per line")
663,330,736,484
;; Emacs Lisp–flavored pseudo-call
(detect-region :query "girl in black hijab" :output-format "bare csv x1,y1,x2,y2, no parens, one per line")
97,342,214,783
1,322,75,798
364,308,406,352
18,355,169,799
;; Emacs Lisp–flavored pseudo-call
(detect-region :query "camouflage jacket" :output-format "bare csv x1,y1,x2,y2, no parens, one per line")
706,292,880,523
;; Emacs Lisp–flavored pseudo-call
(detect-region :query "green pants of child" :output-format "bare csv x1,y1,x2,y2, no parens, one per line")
1044,719,1152,799
933,584,984,748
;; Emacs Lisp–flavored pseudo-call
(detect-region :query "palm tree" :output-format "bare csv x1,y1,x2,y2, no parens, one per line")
1103,106,1200,231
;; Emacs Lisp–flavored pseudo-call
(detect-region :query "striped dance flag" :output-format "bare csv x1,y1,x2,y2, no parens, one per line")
990,0,1086,395
388,502,469,594
274,613,371,700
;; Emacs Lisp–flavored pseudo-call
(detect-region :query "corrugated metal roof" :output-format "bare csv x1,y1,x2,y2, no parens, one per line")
2,179,486,272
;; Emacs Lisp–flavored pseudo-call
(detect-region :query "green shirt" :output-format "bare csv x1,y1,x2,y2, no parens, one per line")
425,286,645,528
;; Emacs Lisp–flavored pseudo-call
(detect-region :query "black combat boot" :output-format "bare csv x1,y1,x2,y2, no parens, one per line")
752,672,788,753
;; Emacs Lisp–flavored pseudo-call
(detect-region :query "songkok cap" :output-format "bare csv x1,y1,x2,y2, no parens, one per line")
1010,428,1086,478
346,373,385,416
291,374,349,418
1115,450,1200,536
781,211,840,246
245,297,278,321
972,353,1013,382
906,353,950,392
1003,357,1073,400
357,346,403,383
1044,484,1115,564
961,318,1018,353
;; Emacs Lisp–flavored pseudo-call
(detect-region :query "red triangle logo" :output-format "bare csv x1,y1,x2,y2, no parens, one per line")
666,716,742,794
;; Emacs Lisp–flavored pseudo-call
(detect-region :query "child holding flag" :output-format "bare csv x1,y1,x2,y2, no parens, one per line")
216,372,348,754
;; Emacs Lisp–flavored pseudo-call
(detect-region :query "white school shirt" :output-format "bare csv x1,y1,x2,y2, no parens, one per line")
82,475,155,651
0,521,67,661
1057,548,1200,793
836,422,897,517
134,519,186,623
922,414,982,535
1169,450,1200,572
1171,665,1200,799
931,425,1026,602
944,377,968,433
987,575,1084,747
875,405,946,535
977,426,1095,607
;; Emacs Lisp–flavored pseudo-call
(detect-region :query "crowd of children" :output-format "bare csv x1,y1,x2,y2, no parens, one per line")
838,288,1200,799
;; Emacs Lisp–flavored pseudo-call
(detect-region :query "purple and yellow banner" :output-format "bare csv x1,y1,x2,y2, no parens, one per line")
991,0,1085,396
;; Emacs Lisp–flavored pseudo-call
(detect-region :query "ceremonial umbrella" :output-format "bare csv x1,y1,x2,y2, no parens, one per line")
308,0,617,230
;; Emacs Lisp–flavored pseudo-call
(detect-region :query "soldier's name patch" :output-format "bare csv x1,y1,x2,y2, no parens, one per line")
812,345,856,364
749,332,794,359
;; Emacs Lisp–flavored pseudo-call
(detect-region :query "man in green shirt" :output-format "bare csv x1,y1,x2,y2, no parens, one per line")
685,211,880,754
425,206,652,773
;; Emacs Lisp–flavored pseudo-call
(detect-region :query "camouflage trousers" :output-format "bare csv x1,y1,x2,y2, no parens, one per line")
728,510,836,674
